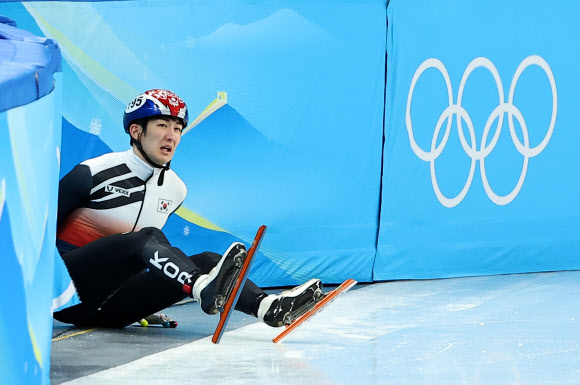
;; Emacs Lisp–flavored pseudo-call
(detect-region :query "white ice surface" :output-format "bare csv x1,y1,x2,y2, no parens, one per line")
63,271,580,385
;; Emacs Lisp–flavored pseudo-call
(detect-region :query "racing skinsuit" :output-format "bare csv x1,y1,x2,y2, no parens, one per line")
53,149,265,327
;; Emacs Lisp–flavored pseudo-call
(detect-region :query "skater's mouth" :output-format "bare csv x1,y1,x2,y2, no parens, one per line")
160,145,173,154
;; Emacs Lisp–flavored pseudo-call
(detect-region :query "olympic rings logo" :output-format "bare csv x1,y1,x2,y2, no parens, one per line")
406,56,557,207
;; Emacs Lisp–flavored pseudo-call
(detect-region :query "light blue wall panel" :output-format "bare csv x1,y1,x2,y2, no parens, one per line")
376,0,580,280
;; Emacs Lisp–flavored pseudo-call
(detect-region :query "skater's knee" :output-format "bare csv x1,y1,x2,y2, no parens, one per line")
138,227,163,238
135,227,168,246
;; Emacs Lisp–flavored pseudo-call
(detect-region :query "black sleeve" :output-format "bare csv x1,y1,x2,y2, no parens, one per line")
57,164,93,227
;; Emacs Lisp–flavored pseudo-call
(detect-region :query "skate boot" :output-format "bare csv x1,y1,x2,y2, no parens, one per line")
192,242,247,315
257,278,323,327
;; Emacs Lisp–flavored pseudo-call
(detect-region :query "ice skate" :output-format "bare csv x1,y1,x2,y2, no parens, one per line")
211,225,266,344
258,278,323,327
272,278,357,343
192,242,247,315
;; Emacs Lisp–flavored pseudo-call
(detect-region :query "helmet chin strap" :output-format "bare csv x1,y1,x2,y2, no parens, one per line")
135,140,170,186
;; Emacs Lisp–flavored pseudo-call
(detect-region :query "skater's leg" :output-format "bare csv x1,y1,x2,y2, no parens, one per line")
56,234,276,327
54,270,186,328
93,271,187,328
61,227,202,307
63,248,266,327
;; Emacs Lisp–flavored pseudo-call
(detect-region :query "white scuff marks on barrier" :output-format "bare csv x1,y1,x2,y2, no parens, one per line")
445,303,478,312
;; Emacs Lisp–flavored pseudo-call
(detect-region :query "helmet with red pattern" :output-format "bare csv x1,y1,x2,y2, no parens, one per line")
123,89,188,133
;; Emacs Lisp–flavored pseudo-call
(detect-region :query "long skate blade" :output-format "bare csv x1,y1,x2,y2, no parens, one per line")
273,278,357,344
211,225,267,344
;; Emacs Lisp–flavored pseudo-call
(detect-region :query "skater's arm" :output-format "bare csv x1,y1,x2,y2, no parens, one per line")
57,164,92,226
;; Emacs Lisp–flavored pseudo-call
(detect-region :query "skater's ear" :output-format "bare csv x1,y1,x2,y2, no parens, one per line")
129,123,143,142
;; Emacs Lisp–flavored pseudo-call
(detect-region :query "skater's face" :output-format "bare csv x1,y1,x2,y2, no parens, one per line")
130,117,183,165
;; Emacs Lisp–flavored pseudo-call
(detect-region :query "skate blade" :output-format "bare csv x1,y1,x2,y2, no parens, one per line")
273,278,357,343
212,225,267,344
215,250,247,312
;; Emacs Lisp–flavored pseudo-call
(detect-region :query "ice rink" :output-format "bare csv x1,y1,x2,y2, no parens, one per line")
55,270,580,385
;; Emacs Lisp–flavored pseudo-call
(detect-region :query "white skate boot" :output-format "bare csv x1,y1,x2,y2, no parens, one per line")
257,278,323,327
192,242,247,315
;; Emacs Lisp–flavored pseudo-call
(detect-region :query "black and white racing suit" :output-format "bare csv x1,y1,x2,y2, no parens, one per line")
53,149,264,327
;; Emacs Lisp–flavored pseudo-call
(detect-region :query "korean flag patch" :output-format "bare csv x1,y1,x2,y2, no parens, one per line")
158,199,172,213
